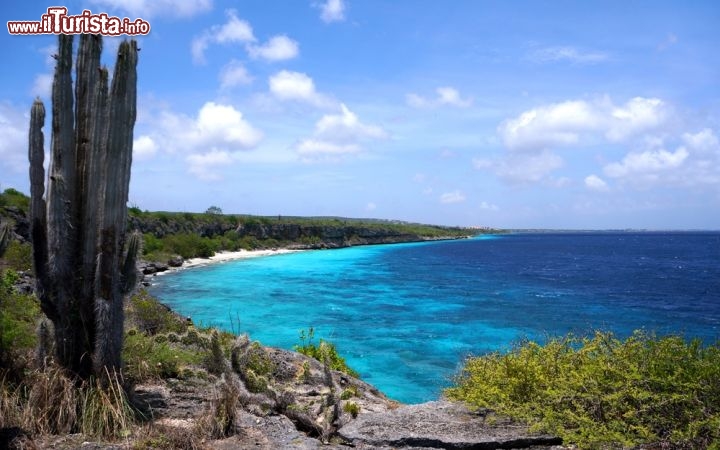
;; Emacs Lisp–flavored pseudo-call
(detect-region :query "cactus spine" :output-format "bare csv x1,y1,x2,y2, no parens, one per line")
28,34,139,378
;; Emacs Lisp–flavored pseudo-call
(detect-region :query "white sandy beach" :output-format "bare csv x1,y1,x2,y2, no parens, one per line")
163,248,303,273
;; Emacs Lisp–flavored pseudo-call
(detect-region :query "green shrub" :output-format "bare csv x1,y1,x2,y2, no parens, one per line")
446,331,720,449
0,270,40,366
0,188,30,211
122,332,201,381
294,328,358,377
1,241,33,272
129,290,186,335
142,233,163,256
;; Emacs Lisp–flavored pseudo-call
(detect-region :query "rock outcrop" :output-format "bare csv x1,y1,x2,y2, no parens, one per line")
338,400,564,449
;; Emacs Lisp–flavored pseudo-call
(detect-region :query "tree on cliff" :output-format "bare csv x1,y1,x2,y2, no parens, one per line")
28,34,140,379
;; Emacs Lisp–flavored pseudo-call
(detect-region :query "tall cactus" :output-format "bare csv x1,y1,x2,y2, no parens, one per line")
0,222,10,257
28,34,139,379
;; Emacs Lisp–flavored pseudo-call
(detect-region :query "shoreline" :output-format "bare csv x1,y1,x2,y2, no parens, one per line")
159,248,304,273
151,235,472,276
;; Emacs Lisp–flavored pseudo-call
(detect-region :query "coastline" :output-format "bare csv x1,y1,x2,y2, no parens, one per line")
165,248,304,272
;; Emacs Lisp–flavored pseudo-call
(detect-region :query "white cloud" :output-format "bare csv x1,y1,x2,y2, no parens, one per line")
682,128,718,154
91,0,212,18
319,0,346,23
366,202,377,212
268,70,332,107
530,46,609,64
604,147,689,178
133,135,157,160
219,60,253,89
0,103,30,176
499,100,601,151
440,190,466,204
248,35,299,62
406,86,472,109
186,150,234,181
498,96,667,152
138,101,262,179
192,10,255,64
584,174,609,192
296,104,387,160
436,87,473,107
315,104,387,141
596,128,720,188
606,97,666,141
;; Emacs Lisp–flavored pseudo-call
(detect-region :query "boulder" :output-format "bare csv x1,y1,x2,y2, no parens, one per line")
168,255,184,267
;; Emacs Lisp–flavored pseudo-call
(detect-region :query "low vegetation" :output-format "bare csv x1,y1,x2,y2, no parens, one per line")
446,331,720,449
294,328,359,377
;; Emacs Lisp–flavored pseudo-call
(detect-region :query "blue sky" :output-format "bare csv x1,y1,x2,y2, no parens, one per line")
1,1,719,229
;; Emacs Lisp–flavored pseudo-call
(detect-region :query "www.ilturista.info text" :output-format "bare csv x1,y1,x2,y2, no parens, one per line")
7,7,150,36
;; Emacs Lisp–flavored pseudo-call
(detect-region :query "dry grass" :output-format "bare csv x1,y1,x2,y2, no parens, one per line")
197,374,241,439
1,365,140,440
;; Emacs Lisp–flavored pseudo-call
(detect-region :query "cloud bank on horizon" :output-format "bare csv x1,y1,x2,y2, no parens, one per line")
1,0,718,229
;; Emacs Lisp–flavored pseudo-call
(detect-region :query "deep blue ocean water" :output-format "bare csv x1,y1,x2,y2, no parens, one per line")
149,232,720,404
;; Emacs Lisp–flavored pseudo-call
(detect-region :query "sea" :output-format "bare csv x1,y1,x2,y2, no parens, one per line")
148,232,720,404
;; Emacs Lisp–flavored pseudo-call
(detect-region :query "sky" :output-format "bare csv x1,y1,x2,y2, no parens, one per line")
1,1,719,229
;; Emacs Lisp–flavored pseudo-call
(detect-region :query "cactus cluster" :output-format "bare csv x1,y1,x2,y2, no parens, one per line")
28,34,139,378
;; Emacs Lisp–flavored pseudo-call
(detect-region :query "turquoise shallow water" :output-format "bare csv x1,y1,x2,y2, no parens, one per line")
149,232,720,404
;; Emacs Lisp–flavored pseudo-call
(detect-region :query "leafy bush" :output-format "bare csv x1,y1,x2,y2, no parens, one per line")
2,241,33,272
446,331,720,449
122,331,202,381
141,233,163,256
129,290,187,335
0,188,30,211
0,270,40,368
294,328,359,377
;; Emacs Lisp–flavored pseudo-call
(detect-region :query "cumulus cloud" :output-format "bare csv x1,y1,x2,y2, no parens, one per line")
318,0,346,23
91,0,212,18
529,46,609,64
296,104,387,160
584,174,609,192
406,86,472,108
192,10,255,64
248,35,299,62
186,150,234,181
133,135,158,160
138,101,262,180
604,147,689,178
219,60,253,89
440,190,466,204
601,128,720,187
268,70,332,107
498,96,667,153
486,96,670,184
682,128,718,154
